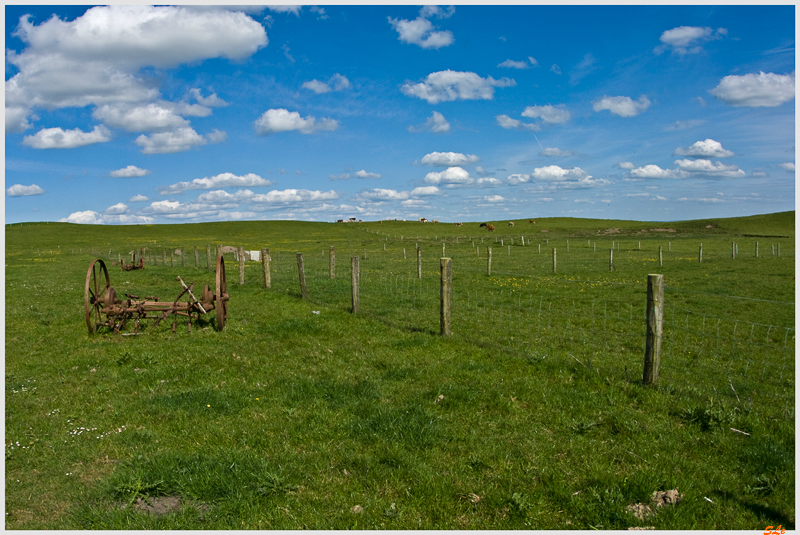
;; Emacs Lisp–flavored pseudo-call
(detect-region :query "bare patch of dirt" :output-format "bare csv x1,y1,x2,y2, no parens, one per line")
626,488,684,522
626,503,653,521
597,228,621,235
652,488,684,507
134,496,182,516
650,228,676,233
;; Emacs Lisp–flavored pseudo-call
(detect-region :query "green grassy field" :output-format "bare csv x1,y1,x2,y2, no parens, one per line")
5,212,795,529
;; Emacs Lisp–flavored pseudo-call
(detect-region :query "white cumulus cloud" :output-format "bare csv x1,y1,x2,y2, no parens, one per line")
22,125,111,149
60,210,104,224
5,5,267,132
630,159,745,179
530,165,610,187
104,202,129,215
110,165,150,177
496,114,539,131
674,139,734,158
356,188,410,201
630,164,676,179
129,194,149,202
401,70,515,104
779,162,795,171
709,72,795,107
498,57,538,69
6,183,45,196
521,104,571,124
423,166,474,186
254,108,339,135
532,165,590,181
593,95,651,117
302,73,351,94
409,111,451,133
421,151,480,167
159,172,273,194
93,102,192,132
189,88,228,108
388,6,454,50
655,26,726,55
250,189,339,204
410,186,440,196
135,127,217,154
674,159,745,178
507,173,531,185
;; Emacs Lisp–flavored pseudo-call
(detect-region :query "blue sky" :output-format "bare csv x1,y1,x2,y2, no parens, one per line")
4,4,796,225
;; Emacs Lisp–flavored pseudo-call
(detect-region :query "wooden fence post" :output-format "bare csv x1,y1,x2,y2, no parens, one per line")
643,274,665,385
658,246,663,267
732,241,736,260
487,246,492,276
262,248,271,288
351,256,359,313
609,248,613,271
180,247,185,267
755,241,759,258
297,253,308,299
194,246,199,268
552,248,557,273
440,257,452,336
417,246,422,279
330,246,335,279
238,246,245,285
699,243,703,263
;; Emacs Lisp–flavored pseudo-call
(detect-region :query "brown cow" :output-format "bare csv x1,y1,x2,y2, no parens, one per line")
454,222,462,226
487,224,495,232
529,219,535,224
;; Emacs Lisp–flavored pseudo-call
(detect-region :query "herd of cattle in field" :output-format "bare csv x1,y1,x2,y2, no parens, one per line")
335,218,536,230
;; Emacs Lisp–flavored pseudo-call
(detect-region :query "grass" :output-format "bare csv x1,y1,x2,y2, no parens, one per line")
5,212,795,529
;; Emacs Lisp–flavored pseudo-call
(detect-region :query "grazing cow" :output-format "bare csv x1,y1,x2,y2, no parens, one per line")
349,217,357,222
337,219,344,223
487,224,495,232
358,220,363,223
529,220,535,224
479,223,487,228
454,222,462,227
419,217,428,223
508,221,515,227
433,220,438,223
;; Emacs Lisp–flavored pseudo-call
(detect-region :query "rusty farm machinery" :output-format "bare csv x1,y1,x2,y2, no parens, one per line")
119,251,145,271
84,255,229,334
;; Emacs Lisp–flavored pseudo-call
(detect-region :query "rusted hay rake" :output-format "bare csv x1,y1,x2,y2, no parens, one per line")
84,256,228,335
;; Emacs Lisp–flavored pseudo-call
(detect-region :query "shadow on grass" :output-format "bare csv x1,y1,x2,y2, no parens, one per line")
710,490,795,529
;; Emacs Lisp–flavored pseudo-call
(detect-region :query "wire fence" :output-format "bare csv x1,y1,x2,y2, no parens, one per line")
73,239,795,421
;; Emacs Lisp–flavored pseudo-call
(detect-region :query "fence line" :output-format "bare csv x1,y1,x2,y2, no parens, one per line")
70,242,794,420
